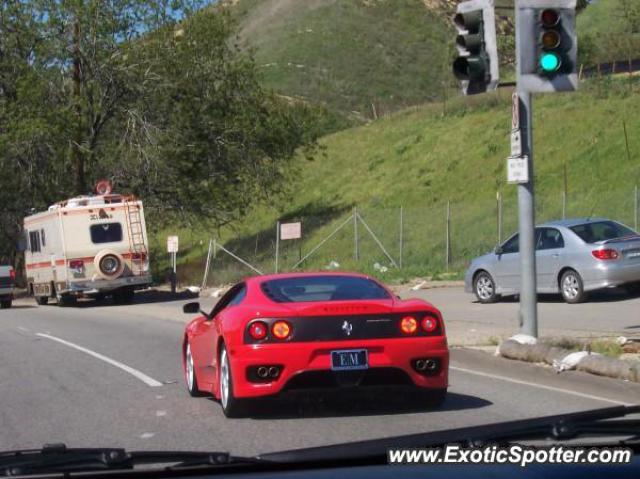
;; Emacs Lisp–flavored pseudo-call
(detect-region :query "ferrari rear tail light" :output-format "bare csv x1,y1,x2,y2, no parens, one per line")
272,321,292,340
421,316,438,333
591,249,619,260
400,316,418,334
248,321,268,340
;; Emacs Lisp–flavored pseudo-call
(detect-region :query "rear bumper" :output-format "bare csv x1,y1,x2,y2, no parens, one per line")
228,336,449,398
65,275,152,295
0,288,13,299
582,261,640,291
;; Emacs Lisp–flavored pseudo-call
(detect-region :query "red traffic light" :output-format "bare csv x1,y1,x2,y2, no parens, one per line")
540,9,560,28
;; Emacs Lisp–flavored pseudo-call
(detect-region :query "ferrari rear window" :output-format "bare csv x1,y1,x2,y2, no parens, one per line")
261,276,391,303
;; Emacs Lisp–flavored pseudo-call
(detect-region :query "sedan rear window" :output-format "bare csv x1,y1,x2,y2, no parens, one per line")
261,276,391,303
570,221,637,244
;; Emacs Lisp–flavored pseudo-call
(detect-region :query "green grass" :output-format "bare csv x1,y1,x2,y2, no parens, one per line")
154,75,640,286
543,337,624,359
578,0,640,64
226,0,454,119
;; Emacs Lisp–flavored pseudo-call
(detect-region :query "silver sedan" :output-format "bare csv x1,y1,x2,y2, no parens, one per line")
464,218,640,304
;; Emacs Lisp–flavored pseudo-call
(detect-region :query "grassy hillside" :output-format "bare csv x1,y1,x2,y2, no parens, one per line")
578,0,640,64
226,0,454,119
152,75,640,286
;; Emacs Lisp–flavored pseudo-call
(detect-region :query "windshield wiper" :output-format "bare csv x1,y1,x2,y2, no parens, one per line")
0,443,268,477
259,405,640,464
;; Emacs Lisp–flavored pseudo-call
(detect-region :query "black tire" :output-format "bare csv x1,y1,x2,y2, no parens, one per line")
218,344,248,418
560,269,587,304
0,299,11,309
36,296,49,306
57,294,77,307
623,282,640,295
473,271,498,303
184,342,204,397
113,287,135,305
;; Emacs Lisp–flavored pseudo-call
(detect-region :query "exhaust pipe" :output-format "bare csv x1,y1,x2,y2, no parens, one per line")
257,366,269,378
268,366,279,378
415,360,427,371
424,359,437,371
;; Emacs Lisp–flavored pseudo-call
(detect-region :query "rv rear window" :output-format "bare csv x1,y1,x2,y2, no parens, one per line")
90,223,123,244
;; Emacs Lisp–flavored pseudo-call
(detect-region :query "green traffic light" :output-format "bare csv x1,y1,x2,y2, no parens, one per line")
540,52,560,72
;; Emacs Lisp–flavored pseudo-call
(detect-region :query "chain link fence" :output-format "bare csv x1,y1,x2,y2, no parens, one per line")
166,185,640,287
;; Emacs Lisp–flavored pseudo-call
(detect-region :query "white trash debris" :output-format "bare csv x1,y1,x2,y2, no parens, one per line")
616,336,629,346
552,351,600,373
509,334,538,345
210,288,225,298
411,280,428,291
186,286,201,294
326,261,340,270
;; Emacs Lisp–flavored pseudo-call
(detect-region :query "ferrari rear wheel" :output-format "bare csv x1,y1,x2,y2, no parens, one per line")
219,344,247,418
185,343,202,397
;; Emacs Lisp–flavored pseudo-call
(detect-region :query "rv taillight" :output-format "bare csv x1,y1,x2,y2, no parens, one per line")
131,253,145,260
69,259,84,271
9,269,15,281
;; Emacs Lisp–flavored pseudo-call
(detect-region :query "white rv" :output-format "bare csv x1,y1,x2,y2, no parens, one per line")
23,187,152,305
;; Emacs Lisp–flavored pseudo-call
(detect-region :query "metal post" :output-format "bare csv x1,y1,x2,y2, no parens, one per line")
515,3,538,337
445,201,451,272
171,251,177,295
497,191,503,244
562,191,566,219
635,185,639,232
201,238,213,290
399,206,404,269
275,221,280,274
353,207,359,262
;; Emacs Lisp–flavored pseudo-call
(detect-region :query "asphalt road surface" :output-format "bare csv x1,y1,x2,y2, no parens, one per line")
1,297,639,456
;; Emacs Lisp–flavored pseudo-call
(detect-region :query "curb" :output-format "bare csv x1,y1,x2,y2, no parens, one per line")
498,339,640,383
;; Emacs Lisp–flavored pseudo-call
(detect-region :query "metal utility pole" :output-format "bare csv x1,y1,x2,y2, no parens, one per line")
353,207,359,261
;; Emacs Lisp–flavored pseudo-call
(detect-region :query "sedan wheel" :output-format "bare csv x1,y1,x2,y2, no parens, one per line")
560,270,586,304
218,344,247,418
474,271,498,303
185,343,201,397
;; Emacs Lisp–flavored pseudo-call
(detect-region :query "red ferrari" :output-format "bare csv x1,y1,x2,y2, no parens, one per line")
181,272,449,417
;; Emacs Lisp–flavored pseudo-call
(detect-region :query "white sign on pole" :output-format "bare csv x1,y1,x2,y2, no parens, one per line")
507,156,529,184
167,235,179,253
511,129,522,157
511,92,520,130
280,222,302,240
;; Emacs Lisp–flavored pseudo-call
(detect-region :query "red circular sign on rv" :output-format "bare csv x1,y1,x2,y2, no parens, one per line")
95,179,113,195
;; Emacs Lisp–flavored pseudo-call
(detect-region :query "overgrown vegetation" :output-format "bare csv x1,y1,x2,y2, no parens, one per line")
0,1,324,266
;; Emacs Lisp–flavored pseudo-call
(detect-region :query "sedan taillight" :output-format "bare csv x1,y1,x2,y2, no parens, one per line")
592,249,619,260
69,259,84,271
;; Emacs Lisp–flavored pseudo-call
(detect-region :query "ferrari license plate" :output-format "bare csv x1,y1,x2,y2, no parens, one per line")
331,349,368,371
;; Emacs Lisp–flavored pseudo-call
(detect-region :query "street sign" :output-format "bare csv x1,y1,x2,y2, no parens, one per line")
280,222,302,240
511,129,522,157
507,156,529,184
511,92,520,129
167,236,179,253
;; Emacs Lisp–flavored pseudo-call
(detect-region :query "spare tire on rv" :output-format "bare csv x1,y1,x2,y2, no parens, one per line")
94,250,125,280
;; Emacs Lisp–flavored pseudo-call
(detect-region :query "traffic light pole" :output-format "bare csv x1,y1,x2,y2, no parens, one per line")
515,2,538,338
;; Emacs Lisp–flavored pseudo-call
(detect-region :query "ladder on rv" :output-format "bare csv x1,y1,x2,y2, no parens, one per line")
125,201,147,276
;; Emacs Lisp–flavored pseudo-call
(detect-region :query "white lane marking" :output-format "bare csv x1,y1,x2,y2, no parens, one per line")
140,432,155,439
18,327,31,332
451,366,631,406
156,395,164,400
36,333,163,388
156,410,167,417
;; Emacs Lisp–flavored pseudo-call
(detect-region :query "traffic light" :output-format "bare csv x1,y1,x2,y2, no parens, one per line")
452,0,499,96
517,0,577,92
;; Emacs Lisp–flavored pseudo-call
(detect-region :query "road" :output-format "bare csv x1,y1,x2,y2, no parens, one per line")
406,286,640,345
1,295,639,456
